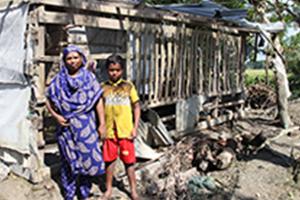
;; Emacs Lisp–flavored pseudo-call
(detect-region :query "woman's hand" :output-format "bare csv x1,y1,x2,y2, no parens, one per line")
55,115,69,127
98,124,106,140
46,100,69,127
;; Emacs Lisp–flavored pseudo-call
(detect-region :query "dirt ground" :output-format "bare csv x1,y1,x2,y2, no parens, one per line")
1,100,300,200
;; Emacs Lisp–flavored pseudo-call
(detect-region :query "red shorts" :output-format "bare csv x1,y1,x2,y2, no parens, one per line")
103,138,136,164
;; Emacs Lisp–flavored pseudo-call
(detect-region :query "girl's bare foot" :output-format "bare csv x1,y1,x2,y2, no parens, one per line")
99,191,111,200
131,191,140,200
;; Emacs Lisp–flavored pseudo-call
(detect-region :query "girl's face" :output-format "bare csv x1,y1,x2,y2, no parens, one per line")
108,63,123,82
65,52,82,75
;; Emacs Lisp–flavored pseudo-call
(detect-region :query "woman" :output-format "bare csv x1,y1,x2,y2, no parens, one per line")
46,45,105,200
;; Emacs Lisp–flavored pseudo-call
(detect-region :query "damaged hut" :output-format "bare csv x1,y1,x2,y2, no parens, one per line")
0,0,260,182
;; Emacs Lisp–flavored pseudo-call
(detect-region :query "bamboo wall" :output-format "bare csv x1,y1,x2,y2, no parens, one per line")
127,23,246,108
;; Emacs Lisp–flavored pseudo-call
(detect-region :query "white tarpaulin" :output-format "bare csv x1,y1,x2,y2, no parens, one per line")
0,2,29,85
0,1,32,153
0,85,33,154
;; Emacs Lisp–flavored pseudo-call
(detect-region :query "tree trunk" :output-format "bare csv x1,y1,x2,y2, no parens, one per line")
253,2,292,128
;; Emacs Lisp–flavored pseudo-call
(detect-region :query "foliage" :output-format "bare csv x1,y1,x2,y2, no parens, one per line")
244,69,275,88
283,33,300,98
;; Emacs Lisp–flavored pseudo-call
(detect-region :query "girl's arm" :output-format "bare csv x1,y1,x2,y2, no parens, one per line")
45,99,69,126
96,97,106,139
131,101,141,139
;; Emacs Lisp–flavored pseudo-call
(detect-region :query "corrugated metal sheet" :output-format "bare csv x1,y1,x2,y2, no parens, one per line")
156,0,247,22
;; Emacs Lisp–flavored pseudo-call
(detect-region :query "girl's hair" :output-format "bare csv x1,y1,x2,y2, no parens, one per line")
105,54,125,69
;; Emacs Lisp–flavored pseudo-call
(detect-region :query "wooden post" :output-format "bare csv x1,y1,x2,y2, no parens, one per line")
142,24,147,103
273,35,291,128
212,32,218,95
180,28,189,98
33,6,46,148
154,29,159,102
225,35,231,93
187,28,193,96
198,32,204,94
240,35,246,91
207,34,213,95
135,28,141,95
159,28,166,101
125,17,132,81
174,25,180,98
148,25,154,103
261,31,292,128
166,37,172,101
177,25,184,98
236,36,242,91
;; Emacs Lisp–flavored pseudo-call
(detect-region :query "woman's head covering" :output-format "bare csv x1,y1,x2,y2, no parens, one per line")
62,45,87,67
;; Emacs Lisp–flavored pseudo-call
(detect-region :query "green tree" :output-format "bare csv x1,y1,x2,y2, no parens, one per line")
283,33,300,97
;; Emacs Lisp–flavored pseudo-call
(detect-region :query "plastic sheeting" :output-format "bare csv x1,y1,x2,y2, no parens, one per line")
0,2,29,85
0,85,34,154
0,2,41,182
0,1,34,153
0,1,32,152
156,0,248,22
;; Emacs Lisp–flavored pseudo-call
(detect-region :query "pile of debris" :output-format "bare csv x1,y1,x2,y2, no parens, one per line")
246,84,276,109
114,115,286,199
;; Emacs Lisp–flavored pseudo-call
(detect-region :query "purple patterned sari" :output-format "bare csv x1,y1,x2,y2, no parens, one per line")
46,46,105,177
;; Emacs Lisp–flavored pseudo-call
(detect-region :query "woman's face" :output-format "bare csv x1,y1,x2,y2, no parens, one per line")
65,52,83,74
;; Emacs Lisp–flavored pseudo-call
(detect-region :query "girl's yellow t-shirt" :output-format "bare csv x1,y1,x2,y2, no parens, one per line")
101,79,139,139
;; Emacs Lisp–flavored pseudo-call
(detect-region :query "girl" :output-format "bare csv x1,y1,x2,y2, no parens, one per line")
46,45,105,200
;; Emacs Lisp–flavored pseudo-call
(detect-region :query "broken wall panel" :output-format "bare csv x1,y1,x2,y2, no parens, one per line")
45,25,67,56
86,28,127,54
